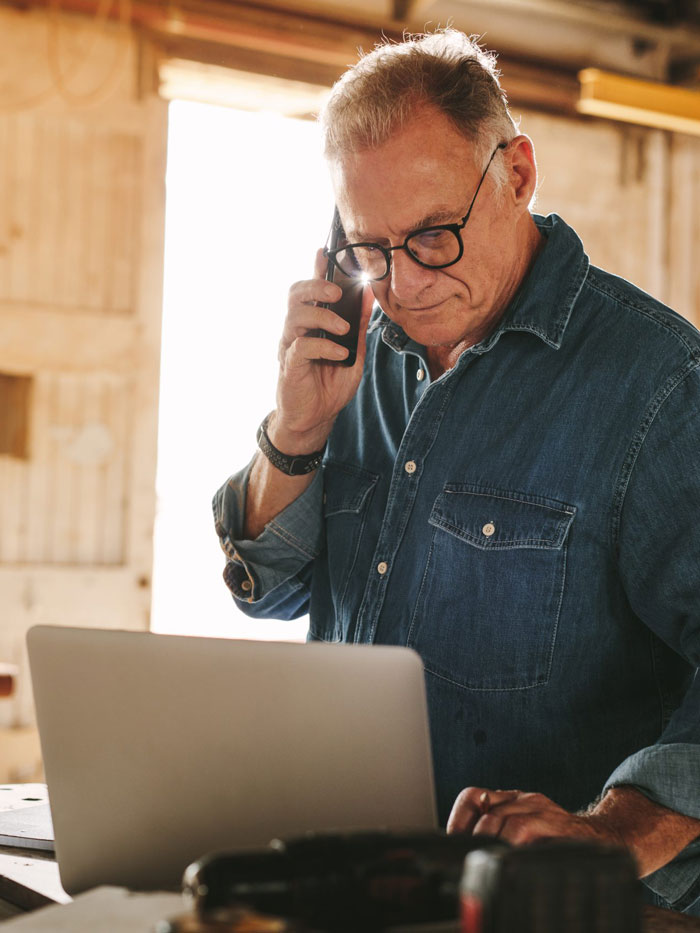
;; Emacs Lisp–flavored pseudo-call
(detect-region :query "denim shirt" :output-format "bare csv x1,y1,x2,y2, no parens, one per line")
214,214,700,913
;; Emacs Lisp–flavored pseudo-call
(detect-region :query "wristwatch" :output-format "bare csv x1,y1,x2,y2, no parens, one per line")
256,412,326,476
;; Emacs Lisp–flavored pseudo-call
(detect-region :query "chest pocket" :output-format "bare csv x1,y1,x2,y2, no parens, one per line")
308,461,379,643
408,484,576,691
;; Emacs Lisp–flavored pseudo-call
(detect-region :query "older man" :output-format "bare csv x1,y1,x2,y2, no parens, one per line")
213,31,700,913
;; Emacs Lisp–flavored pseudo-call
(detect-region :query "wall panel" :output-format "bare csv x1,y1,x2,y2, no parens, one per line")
0,114,142,313
0,372,131,566
0,5,167,740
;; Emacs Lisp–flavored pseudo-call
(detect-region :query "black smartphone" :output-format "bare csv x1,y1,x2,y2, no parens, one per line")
317,206,364,367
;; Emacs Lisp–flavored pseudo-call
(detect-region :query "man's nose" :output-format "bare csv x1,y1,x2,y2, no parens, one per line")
390,248,435,300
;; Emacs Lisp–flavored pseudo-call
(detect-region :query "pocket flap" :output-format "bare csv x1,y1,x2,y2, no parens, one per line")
323,461,379,516
429,483,576,550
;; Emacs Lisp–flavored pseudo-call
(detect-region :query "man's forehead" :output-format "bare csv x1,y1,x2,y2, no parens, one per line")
329,151,479,241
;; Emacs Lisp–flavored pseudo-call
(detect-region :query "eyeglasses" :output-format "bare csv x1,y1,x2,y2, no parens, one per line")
326,142,507,283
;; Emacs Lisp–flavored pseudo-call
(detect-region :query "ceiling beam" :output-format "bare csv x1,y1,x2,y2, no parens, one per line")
3,0,581,115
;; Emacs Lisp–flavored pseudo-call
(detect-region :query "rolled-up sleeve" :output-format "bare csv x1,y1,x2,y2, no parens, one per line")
212,456,324,619
607,363,700,909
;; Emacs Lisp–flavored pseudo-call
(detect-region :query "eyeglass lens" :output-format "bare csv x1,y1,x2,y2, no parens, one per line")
335,227,462,281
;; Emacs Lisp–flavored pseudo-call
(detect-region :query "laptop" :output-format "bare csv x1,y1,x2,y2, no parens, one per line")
27,626,437,894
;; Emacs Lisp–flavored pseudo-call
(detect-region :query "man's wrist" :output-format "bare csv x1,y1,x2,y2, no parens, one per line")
583,786,700,877
257,412,327,476
266,410,333,456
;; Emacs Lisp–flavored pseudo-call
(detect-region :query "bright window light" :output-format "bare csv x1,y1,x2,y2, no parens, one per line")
151,100,334,640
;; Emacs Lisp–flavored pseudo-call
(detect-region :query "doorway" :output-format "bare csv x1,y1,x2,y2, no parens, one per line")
151,97,334,640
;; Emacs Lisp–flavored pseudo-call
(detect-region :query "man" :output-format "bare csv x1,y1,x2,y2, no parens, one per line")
213,30,700,913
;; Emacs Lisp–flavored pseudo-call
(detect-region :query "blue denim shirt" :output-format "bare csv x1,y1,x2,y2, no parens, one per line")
214,214,700,913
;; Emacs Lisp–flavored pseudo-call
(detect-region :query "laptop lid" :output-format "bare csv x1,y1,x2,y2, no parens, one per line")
27,626,437,894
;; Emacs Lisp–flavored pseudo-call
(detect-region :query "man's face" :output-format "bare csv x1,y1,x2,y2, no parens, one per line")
331,105,532,353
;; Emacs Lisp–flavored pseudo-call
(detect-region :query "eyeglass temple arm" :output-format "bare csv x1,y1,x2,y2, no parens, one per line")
461,141,509,225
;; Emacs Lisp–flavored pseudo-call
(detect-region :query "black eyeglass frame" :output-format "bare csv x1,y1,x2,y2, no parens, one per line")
325,141,508,283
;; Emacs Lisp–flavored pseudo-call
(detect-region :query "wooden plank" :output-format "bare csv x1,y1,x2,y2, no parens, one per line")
0,114,141,315
101,375,130,565
0,117,10,300
126,94,167,582
0,452,27,564
58,120,86,311
106,133,142,312
7,116,36,305
24,371,51,565
85,127,110,312
0,305,139,372
668,135,700,327
644,130,669,306
46,374,78,563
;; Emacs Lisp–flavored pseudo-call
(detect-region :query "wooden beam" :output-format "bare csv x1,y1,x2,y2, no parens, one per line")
7,0,581,114
392,0,413,21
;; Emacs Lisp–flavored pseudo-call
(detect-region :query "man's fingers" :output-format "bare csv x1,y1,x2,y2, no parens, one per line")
283,334,350,368
282,304,350,346
288,277,341,310
473,811,508,838
447,787,522,835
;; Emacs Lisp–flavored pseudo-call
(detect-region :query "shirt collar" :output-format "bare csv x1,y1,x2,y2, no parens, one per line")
371,213,589,356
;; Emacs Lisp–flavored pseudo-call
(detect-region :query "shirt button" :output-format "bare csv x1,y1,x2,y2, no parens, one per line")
482,523,496,537
241,579,253,592
377,561,388,575
416,368,425,381
404,460,417,474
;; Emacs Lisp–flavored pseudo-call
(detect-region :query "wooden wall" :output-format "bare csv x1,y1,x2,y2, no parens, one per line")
0,5,167,767
522,112,700,326
0,2,698,781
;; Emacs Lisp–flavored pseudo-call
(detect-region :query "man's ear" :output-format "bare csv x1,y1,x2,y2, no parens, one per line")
506,135,538,209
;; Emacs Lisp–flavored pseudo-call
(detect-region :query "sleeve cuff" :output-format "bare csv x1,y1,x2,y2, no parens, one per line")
213,464,324,602
603,743,700,908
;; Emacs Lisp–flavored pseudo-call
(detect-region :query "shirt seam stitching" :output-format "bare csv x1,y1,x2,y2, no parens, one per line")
267,520,319,560
586,273,700,357
611,359,700,553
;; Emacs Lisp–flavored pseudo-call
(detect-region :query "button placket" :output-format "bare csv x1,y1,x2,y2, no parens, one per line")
354,372,462,645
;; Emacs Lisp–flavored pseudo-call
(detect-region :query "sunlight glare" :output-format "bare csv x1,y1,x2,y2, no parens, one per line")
152,100,335,640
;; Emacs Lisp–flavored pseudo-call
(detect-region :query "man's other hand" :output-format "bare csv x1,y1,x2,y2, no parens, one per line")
447,786,621,848
447,785,700,878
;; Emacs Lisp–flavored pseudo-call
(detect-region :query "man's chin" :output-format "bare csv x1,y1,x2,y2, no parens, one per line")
401,318,463,348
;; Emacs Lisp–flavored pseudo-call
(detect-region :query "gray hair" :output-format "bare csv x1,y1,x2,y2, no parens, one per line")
320,29,518,185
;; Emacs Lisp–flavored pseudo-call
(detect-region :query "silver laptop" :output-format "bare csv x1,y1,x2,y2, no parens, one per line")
27,626,437,894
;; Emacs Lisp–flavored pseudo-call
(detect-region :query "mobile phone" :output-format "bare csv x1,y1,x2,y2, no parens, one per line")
318,206,364,367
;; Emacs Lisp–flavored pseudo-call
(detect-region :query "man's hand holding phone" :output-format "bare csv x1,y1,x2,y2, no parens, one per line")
272,244,373,457
243,212,373,541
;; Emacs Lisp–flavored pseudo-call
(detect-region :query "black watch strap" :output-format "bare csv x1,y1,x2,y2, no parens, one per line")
256,412,326,476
